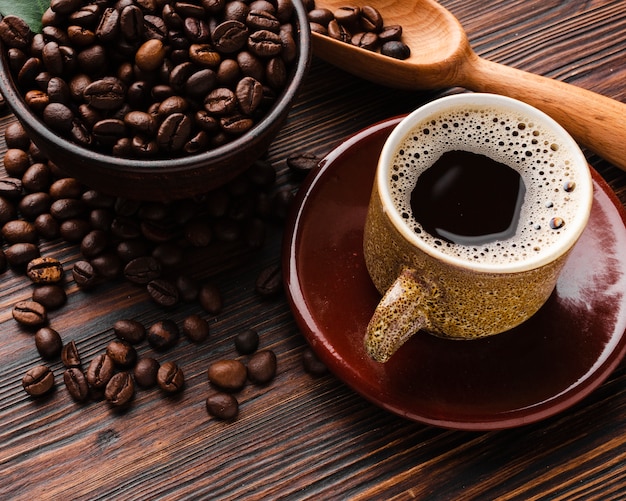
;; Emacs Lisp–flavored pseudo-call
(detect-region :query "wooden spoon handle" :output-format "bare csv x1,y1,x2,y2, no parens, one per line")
461,55,626,170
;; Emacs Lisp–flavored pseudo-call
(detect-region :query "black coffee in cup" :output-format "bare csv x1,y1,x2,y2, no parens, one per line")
410,150,526,246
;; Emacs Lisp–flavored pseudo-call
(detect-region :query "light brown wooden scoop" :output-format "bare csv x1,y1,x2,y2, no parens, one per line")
312,0,626,170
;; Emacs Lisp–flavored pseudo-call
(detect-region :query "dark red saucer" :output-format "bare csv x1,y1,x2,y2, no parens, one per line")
283,116,626,431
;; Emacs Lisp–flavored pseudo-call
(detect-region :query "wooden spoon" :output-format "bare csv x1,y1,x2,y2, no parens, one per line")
311,0,626,170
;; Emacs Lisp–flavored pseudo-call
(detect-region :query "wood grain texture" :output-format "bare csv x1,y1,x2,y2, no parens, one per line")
1,0,625,499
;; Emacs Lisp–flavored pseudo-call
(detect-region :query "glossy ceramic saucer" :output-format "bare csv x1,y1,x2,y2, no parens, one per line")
283,116,626,431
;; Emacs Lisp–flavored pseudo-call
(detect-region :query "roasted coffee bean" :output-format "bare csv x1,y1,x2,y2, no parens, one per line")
198,282,223,314
61,340,81,368
35,326,63,359
79,229,108,258
135,39,165,71
351,31,379,51
105,371,135,407
212,20,249,53
381,40,410,60
32,284,67,310
182,314,209,343
111,216,141,240
49,178,82,199
206,392,238,420
328,19,350,42
72,260,98,288
86,353,115,389
248,29,282,57
22,163,51,193
157,361,185,393
4,121,30,150
0,197,17,225
18,192,53,219
63,367,89,402
378,25,403,43
3,148,30,176
116,240,149,263
302,347,328,376
175,274,199,302
2,220,38,244
133,357,160,388
287,152,320,174
255,263,282,296
26,257,64,284
147,278,179,307
147,319,179,351
113,319,146,344
234,328,259,354
157,112,191,152
59,218,91,242
22,365,55,397
0,16,34,51
247,350,277,384
34,214,61,240
0,177,23,200
270,187,294,220
90,253,123,279
124,256,161,284
360,5,383,32
106,340,137,368
207,359,247,391
42,103,74,133
5,242,40,267
50,198,87,220
12,300,47,327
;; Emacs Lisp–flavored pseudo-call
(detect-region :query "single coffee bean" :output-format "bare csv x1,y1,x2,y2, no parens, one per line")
157,361,185,393
247,350,277,384
35,327,63,359
3,148,30,176
105,371,135,407
113,319,146,344
360,5,383,32
0,16,34,51
124,256,161,284
72,260,98,289
42,103,74,133
63,367,89,402
32,284,67,310
49,177,82,199
61,339,81,368
198,282,223,314
90,253,123,279
147,319,179,351
59,218,91,242
302,347,328,376
146,278,180,307
0,177,23,200
255,263,282,296
234,328,259,354
0,197,17,225
212,20,249,53
378,25,403,43
286,152,320,174
206,392,239,420
2,219,38,244
12,300,47,327
19,192,53,220
175,274,199,302
106,340,137,368
247,29,282,57
133,357,160,388
34,214,61,240
5,242,40,267
26,257,64,283
22,365,55,397
182,314,209,343
380,40,410,60
207,359,247,392
86,353,115,389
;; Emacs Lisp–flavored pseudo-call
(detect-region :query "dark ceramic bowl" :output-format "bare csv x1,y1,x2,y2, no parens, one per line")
0,4,310,201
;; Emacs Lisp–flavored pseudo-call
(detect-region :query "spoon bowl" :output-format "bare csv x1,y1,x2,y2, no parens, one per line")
312,0,626,171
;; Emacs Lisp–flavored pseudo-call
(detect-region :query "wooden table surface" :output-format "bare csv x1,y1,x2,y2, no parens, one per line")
1,0,625,499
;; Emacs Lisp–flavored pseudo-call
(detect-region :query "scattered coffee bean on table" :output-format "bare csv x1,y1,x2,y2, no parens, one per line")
208,359,248,392
247,350,277,384
206,392,239,420
22,365,55,397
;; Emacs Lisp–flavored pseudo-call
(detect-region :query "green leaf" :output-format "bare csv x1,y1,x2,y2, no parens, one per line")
0,0,48,33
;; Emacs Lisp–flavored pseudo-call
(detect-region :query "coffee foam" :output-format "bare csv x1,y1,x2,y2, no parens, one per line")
388,104,588,265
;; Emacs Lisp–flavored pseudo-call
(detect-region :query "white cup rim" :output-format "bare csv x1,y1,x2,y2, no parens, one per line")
377,93,594,273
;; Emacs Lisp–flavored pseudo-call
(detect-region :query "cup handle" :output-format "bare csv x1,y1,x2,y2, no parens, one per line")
364,268,434,363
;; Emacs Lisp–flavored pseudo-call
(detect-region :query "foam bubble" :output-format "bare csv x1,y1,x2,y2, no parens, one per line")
389,105,587,265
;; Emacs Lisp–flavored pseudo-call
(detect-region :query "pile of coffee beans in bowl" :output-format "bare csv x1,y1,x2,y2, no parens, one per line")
0,0,303,159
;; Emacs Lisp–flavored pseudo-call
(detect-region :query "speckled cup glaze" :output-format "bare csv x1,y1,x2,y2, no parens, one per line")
363,94,593,363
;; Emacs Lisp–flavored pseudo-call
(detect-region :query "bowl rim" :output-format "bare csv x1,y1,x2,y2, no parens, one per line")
0,2,312,174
